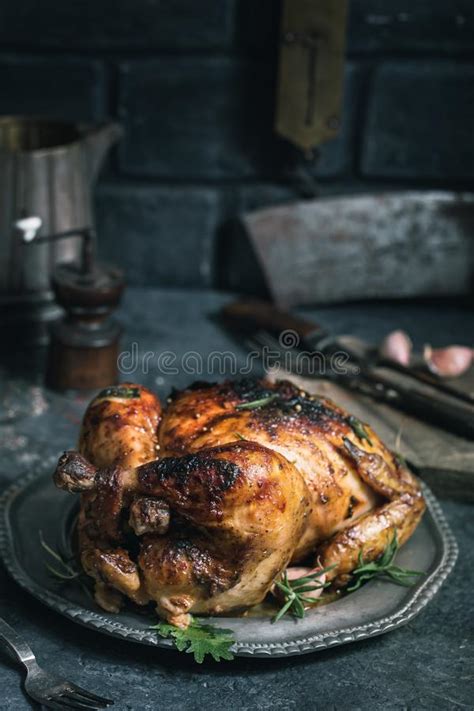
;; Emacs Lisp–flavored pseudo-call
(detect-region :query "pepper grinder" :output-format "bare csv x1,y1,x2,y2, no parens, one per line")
18,218,124,391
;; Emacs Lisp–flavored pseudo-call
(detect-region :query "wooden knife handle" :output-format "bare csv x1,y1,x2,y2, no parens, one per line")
221,300,324,339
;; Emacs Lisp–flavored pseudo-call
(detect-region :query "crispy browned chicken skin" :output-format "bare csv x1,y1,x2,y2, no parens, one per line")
53,379,425,625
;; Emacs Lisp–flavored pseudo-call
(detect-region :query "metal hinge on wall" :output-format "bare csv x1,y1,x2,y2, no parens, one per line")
275,0,348,152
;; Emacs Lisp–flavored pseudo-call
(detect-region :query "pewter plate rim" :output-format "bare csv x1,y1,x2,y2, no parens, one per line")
0,469,458,658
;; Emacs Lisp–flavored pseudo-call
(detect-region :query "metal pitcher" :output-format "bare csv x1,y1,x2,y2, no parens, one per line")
0,117,122,338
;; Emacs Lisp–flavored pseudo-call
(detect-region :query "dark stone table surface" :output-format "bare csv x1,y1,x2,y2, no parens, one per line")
0,288,473,710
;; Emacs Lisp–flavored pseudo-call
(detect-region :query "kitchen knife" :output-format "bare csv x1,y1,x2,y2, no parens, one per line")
222,300,473,401
221,300,474,440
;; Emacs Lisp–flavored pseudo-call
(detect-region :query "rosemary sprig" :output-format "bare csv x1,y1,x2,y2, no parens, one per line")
348,415,373,446
39,530,80,581
97,385,141,399
235,394,279,411
394,451,408,469
347,530,424,592
39,531,92,598
272,565,336,622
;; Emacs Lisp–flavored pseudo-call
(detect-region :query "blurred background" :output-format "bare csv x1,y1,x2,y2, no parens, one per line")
1,0,472,295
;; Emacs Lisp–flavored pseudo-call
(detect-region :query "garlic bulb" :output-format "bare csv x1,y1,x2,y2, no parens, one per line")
379,330,413,366
423,345,473,378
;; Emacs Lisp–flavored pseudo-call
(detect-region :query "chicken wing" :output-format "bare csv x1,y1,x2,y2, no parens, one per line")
79,382,162,469
56,442,310,625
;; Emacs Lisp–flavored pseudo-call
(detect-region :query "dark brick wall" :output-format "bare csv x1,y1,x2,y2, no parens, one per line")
362,62,474,179
1,0,473,289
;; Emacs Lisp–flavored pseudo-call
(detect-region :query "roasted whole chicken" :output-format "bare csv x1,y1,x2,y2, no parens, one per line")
53,379,425,627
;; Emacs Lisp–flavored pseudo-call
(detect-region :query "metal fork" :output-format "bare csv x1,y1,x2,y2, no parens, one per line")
0,617,113,709
249,329,474,439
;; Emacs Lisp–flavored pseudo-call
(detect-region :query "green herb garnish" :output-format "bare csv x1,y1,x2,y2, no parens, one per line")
40,530,80,581
348,415,373,446
347,530,424,592
233,432,247,440
152,617,235,663
97,385,141,399
39,531,92,597
272,565,336,622
394,452,408,468
235,394,279,411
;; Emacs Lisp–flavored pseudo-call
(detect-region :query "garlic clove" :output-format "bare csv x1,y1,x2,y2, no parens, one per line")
379,330,413,366
286,566,314,580
423,344,473,378
272,566,326,603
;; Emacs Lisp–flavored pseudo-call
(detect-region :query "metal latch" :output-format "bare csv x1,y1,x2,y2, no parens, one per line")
275,0,348,152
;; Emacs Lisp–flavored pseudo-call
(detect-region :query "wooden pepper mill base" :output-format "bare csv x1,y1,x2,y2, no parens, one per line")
46,320,122,391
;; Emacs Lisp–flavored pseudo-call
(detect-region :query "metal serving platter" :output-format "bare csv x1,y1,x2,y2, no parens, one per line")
0,469,458,658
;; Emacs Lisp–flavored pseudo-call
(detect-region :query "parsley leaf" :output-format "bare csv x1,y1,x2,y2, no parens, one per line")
152,618,235,663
